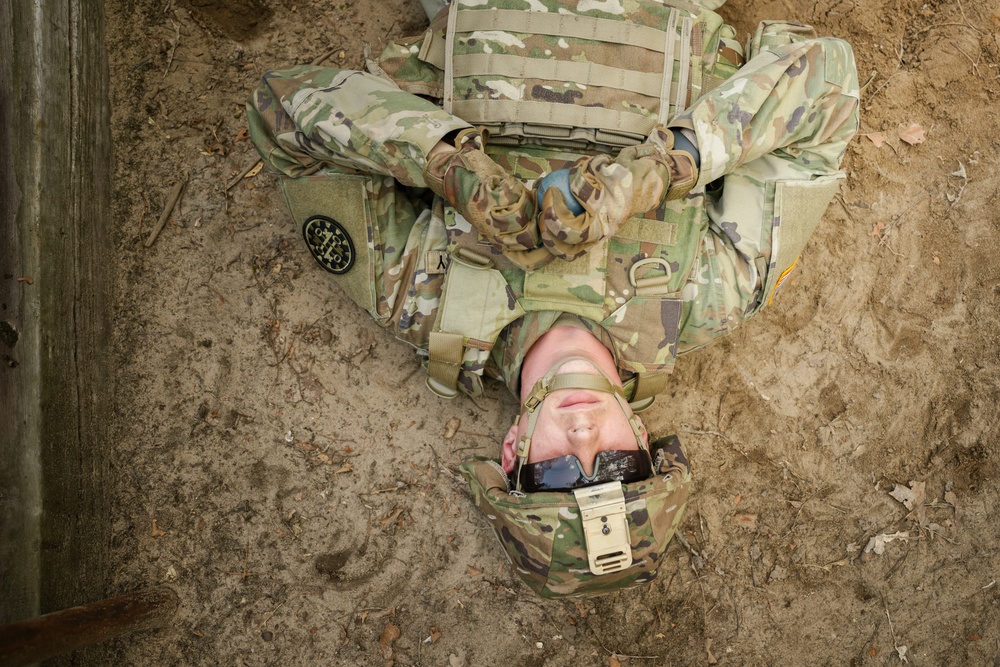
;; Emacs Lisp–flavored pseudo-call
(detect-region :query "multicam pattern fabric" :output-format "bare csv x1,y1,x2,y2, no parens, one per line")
377,0,744,149
247,32,859,392
248,8,859,599
460,435,692,598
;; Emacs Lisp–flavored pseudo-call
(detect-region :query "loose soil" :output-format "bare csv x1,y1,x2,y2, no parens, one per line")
106,0,1000,665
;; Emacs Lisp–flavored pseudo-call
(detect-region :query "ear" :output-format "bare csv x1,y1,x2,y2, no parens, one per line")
501,421,520,473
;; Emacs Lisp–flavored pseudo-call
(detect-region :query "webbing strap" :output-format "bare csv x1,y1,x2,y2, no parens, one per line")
657,10,679,125
455,8,678,53
451,99,656,137
628,373,669,406
675,17,693,112
452,53,674,100
442,0,460,113
418,27,446,69
427,331,465,398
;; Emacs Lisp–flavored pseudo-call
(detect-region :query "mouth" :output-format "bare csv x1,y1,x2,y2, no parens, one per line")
558,391,601,409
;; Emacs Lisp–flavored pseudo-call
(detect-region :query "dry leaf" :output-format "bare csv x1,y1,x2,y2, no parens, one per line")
379,624,400,660
863,531,911,556
898,123,925,145
151,519,167,537
428,626,442,644
334,463,353,474
889,481,925,511
869,220,885,238
17,277,34,284
608,656,622,667
466,564,482,577
443,417,461,439
234,127,250,142
865,132,887,147
951,161,967,179
932,256,941,265
379,507,405,526
245,161,264,179
732,513,757,530
706,638,718,665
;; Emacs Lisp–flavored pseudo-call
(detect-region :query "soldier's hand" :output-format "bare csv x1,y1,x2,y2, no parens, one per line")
424,129,553,270
536,126,699,261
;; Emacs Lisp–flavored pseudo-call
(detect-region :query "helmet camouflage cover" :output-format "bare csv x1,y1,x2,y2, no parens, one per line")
460,436,691,598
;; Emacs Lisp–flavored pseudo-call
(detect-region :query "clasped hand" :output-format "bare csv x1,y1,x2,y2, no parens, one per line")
424,127,698,270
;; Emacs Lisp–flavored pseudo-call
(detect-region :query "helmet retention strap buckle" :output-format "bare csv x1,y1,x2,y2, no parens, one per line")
573,482,633,575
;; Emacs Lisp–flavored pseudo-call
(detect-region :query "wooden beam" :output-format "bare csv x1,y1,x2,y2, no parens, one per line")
0,588,180,667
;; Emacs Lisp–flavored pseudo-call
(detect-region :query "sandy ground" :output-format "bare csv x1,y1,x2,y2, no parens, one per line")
105,0,1000,665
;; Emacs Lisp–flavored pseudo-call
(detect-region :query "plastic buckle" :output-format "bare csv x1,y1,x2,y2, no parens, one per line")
425,376,460,399
573,482,633,575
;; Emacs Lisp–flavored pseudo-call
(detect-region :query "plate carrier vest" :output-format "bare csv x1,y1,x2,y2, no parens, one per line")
370,0,745,405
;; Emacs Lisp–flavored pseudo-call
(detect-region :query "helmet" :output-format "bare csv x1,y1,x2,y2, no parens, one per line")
460,361,692,598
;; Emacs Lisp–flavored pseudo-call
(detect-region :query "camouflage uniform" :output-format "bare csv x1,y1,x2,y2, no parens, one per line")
247,12,860,401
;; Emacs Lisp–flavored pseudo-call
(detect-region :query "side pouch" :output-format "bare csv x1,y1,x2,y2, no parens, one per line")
426,250,526,397
280,174,382,319
754,174,844,313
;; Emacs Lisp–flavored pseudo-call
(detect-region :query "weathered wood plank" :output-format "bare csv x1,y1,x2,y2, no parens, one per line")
0,0,114,664
0,587,179,667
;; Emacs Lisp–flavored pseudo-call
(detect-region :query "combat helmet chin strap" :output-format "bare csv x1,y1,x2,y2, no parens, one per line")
513,358,648,493
513,359,648,575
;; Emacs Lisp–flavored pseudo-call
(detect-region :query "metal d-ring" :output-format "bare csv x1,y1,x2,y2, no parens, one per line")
628,257,673,291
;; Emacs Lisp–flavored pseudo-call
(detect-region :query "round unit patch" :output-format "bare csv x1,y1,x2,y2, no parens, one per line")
302,215,356,275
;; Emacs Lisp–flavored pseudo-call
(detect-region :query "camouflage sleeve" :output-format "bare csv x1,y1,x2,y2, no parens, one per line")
672,37,860,187
246,65,471,186
672,37,860,351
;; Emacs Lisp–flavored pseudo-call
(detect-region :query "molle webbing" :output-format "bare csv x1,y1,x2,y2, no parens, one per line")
440,1,704,150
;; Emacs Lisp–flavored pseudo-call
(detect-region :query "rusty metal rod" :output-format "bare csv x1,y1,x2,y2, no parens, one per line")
0,586,179,666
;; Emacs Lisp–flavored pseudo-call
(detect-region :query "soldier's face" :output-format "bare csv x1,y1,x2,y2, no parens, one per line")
501,385,646,476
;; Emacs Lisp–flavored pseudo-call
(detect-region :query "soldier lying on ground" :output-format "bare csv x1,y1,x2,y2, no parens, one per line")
247,0,859,598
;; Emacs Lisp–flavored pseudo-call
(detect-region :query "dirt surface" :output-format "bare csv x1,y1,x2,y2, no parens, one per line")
105,0,1000,664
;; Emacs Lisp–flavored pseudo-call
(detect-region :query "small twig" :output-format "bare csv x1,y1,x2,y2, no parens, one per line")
866,72,901,103
951,41,982,77
954,0,982,33
915,22,977,37
311,47,341,66
835,195,858,224
145,179,186,247
162,20,180,81
226,159,263,191
257,603,285,629
858,70,878,95
680,427,751,461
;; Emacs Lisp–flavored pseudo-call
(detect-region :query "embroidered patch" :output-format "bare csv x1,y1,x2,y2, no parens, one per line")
426,250,451,275
302,215,355,275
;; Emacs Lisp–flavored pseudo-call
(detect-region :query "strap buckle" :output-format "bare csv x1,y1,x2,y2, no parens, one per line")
573,482,633,575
